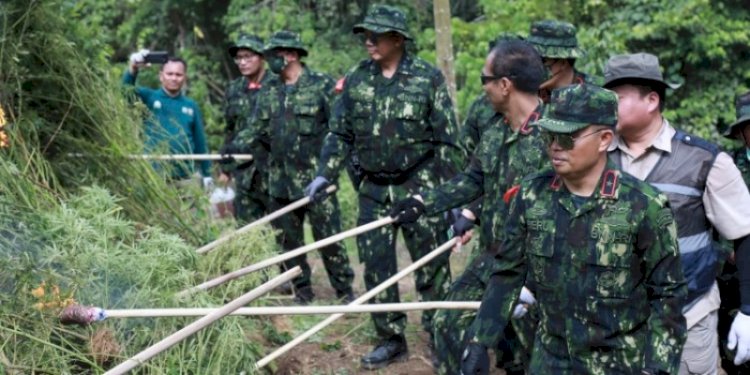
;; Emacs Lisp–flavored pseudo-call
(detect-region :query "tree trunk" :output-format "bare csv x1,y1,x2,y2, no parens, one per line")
433,0,458,118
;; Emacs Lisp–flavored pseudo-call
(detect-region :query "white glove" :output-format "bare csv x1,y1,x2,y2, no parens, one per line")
129,49,150,65
518,286,536,305
202,177,214,190
728,312,750,365
512,304,528,319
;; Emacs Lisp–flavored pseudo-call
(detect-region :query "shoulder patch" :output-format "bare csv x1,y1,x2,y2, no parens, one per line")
674,130,719,156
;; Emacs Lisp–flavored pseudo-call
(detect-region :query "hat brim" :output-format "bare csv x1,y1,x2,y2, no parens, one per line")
535,45,585,59
228,45,263,57
724,115,750,139
535,117,591,134
603,76,681,90
352,24,412,40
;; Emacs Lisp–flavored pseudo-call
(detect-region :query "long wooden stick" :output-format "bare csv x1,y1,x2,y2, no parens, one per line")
68,153,253,161
196,185,338,255
103,267,301,375
103,302,479,318
255,237,458,369
179,216,395,297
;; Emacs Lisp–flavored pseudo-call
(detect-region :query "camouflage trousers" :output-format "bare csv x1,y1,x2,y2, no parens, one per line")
357,194,452,340
433,252,535,375
234,168,269,225
269,194,354,296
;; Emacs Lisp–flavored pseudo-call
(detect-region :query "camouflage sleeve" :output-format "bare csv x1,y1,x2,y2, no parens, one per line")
465,185,528,347
222,84,235,142
421,150,484,216
231,96,270,160
316,76,353,181
459,98,483,160
640,195,687,373
429,70,464,177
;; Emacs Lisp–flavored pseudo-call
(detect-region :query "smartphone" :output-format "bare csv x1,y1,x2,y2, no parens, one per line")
144,51,169,64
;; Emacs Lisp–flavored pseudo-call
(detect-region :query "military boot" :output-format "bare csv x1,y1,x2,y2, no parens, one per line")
361,335,408,370
293,286,315,304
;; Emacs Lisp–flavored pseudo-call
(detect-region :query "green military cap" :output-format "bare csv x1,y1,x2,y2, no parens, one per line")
535,83,618,133
527,20,584,59
353,4,412,40
228,34,265,56
725,91,750,138
264,30,308,57
603,53,680,90
488,32,524,52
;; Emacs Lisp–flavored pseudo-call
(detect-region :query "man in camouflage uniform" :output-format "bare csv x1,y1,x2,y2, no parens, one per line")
392,39,546,375
219,34,273,224
236,30,354,303
718,91,750,375
461,84,688,375
306,5,463,370
528,20,597,102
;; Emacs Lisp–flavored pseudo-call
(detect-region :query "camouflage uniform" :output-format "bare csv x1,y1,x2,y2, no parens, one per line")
425,103,546,374
222,34,273,224
466,84,687,374
242,31,354,296
317,8,463,339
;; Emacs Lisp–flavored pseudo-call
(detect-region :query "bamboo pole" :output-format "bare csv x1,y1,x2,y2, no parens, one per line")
103,267,301,375
103,302,479,318
254,237,458,369
196,185,338,255
68,153,253,161
178,216,395,297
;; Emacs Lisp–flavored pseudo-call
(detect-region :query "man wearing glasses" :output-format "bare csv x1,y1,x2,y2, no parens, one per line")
604,53,750,375
461,83,687,375
390,39,547,374
307,5,463,369
230,30,355,304
219,34,273,225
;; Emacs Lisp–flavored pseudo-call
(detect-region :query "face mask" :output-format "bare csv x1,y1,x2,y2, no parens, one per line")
267,54,287,74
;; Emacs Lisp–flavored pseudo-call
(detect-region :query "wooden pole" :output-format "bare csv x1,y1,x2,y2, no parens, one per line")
104,302,480,318
196,185,337,255
254,238,458,369
433,0,458,115
68,153,253,161
103,267,301,375
178,216,395,297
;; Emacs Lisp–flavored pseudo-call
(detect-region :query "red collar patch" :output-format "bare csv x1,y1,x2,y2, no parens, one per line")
599,170,618,198
247,81,262,90
335,78,345,94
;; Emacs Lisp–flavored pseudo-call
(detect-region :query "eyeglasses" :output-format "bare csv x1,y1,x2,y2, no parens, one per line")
480,74,511,85
541,129,608,150
234,55,258,64
358,32,397,45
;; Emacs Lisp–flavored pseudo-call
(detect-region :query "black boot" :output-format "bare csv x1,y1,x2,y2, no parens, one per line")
337,289,355,303
293,286,314,304
361,335,408,370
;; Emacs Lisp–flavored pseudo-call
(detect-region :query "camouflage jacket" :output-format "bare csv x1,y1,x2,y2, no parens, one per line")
317,53,463,203
222,72,274,173
422,104,546,250
242,67,336,200
467,163,687,374
732,146,750,187
459,92,504,158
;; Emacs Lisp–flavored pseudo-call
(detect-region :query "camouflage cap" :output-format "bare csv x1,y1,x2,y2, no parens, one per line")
228,34,265,56
263,30,308,57
603,53,680,90
535,84,618,133
725,91,750,138
527,20,584,59
488,32,524,52
353,4,412,40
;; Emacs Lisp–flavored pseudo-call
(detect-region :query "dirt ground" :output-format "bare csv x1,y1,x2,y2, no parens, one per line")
265,239,505,375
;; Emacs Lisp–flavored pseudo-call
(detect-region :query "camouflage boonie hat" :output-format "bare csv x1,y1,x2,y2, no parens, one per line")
535,84,618,133
527,20,584,59
488,32,524,52
603,53,680,90
264,30,308,57
228,34,265,56
725,91,750,138
353,5,412,40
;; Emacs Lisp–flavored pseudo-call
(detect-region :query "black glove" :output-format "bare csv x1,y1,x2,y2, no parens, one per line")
389,197,425,224
450,212,475,238
218,144,236,165
460,343,489,375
